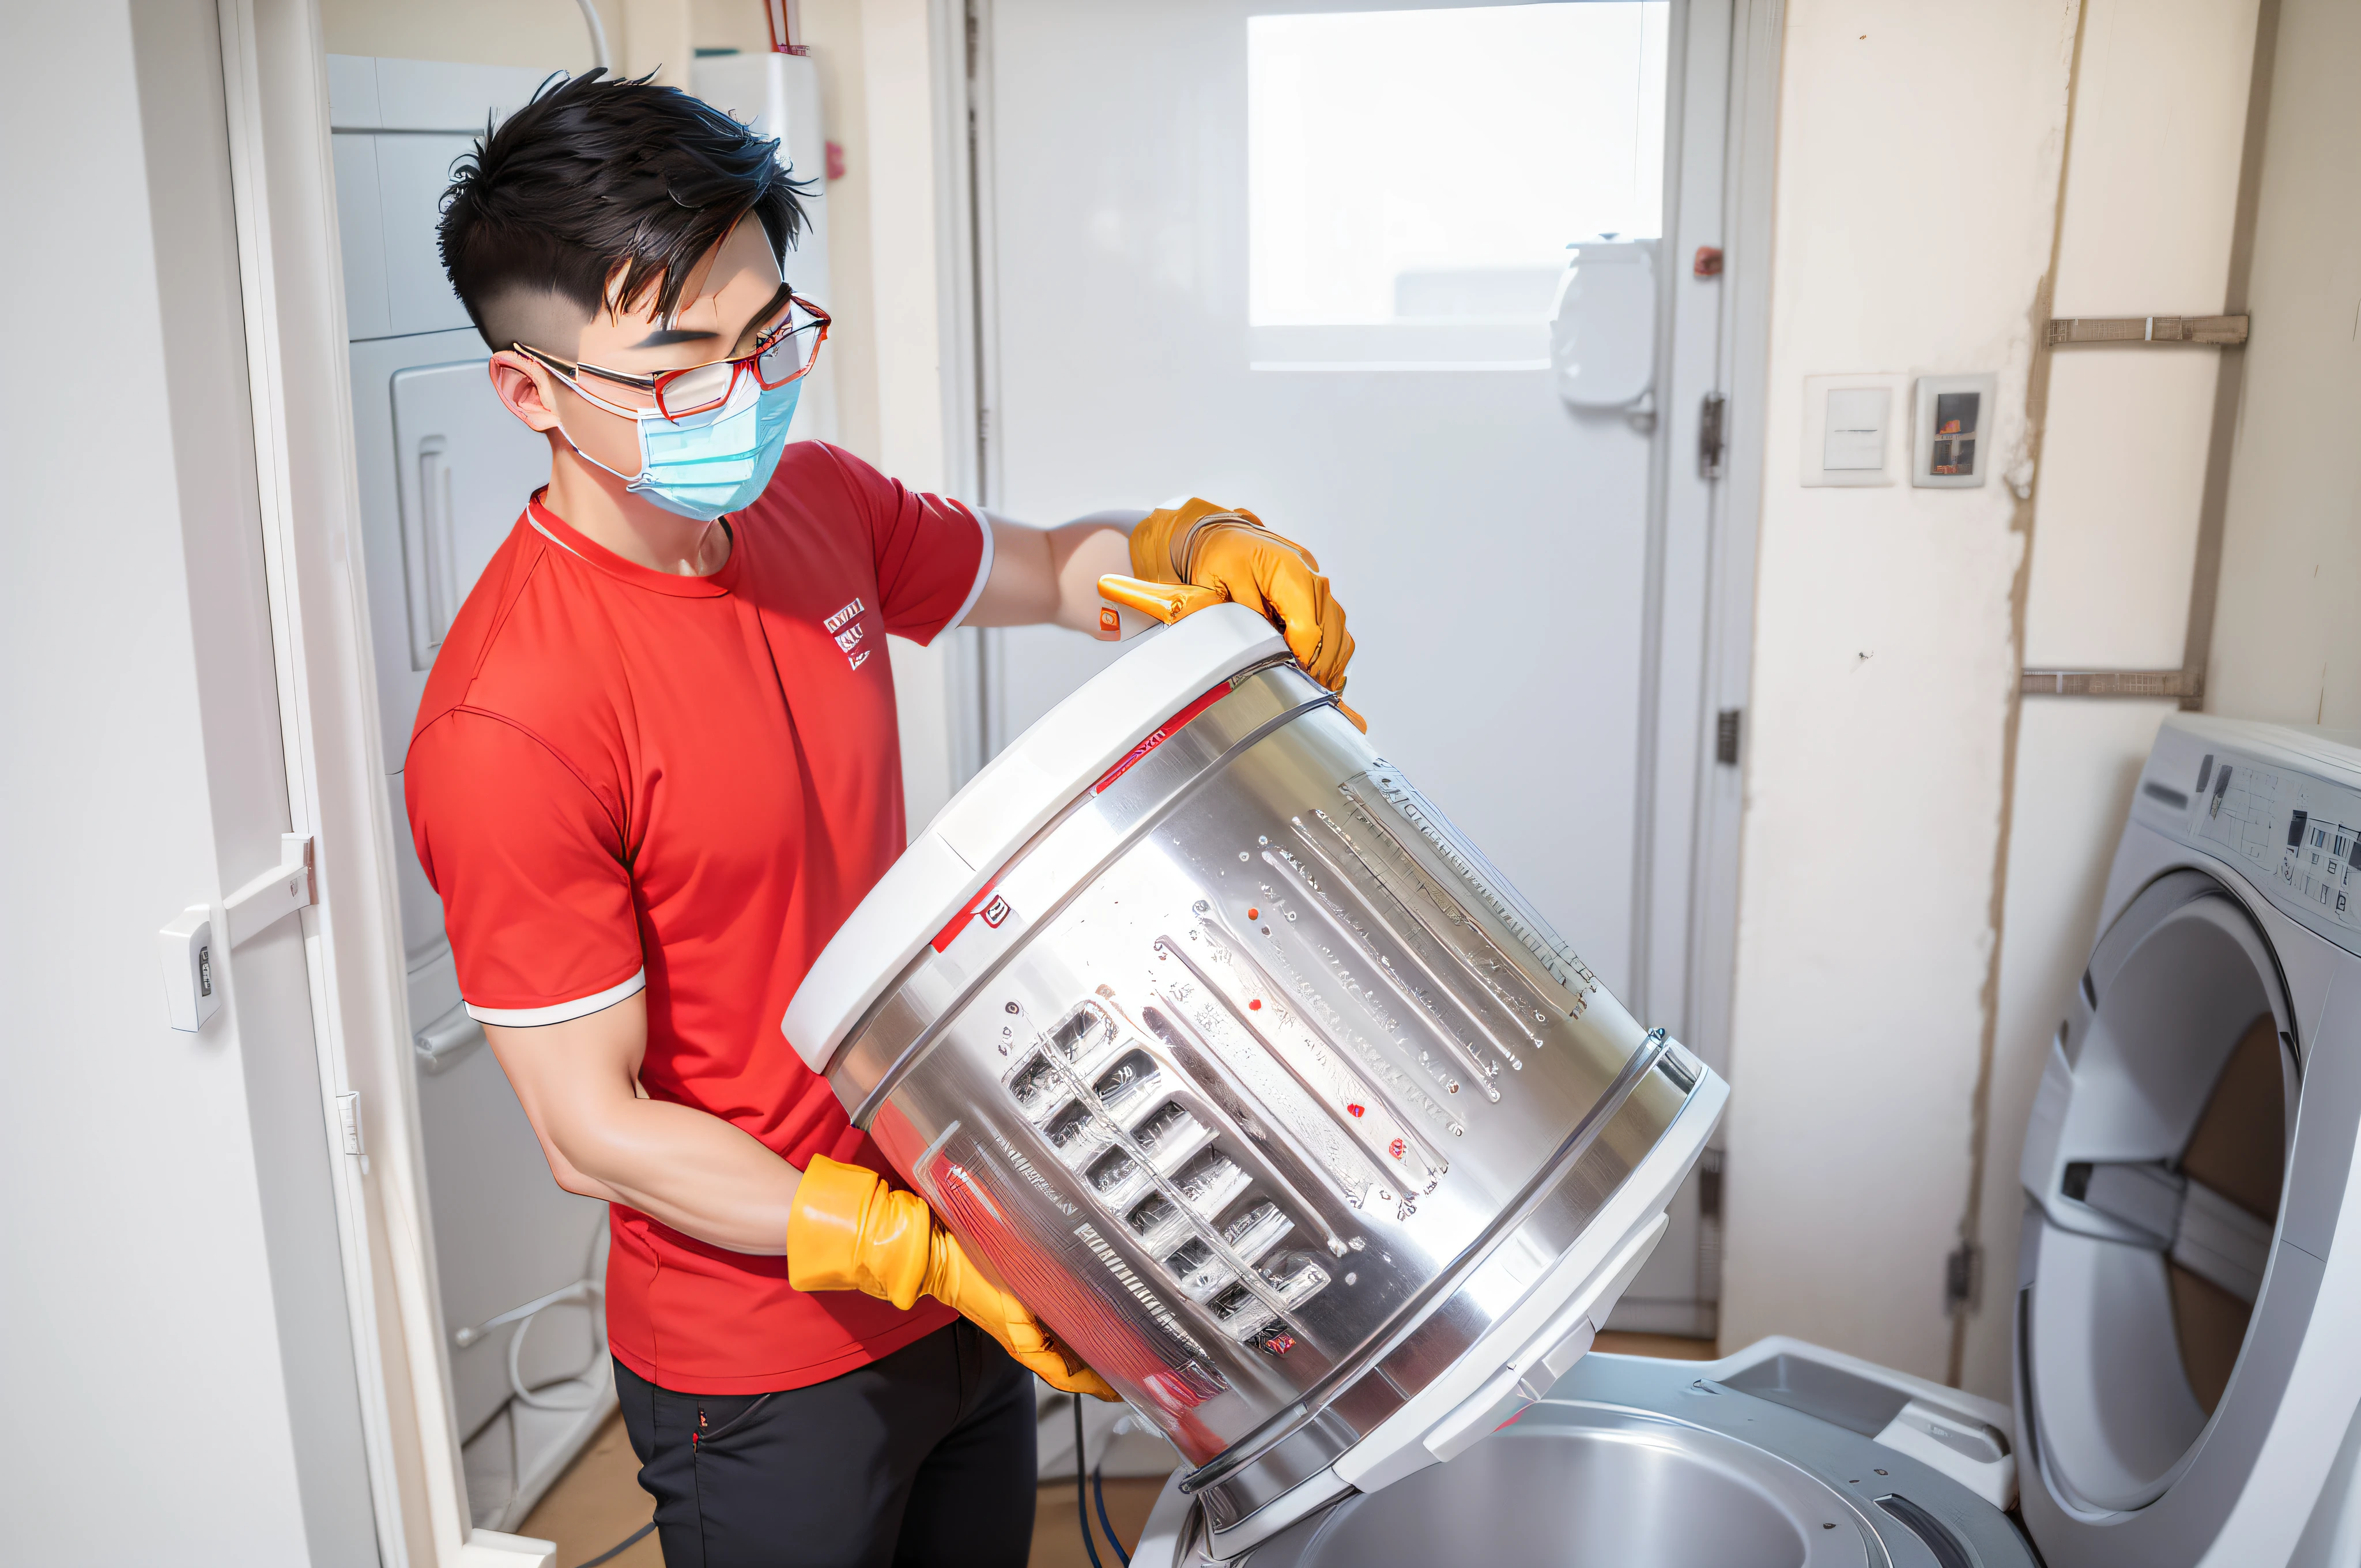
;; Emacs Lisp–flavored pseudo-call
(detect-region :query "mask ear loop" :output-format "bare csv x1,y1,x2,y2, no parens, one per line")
532,358,653,486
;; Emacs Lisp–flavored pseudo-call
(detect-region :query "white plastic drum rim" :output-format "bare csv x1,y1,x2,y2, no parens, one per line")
783,604,1291,1076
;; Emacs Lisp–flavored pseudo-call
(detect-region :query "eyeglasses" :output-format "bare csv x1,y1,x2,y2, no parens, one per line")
516,291,831,423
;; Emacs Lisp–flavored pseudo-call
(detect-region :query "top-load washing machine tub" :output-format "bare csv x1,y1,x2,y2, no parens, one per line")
785,605,1725,1554
1136,1338,2040,1568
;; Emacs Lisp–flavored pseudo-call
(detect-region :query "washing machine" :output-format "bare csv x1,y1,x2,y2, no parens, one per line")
1134,713,2361,1567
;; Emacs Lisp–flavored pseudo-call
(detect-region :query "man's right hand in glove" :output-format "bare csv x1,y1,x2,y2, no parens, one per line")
1120,497,1353,691
788,1154,1118,1400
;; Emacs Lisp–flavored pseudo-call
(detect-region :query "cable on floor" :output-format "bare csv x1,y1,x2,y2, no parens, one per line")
576,1518,654,1567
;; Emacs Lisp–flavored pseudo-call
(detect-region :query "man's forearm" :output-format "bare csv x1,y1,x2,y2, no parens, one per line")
965,510,1142,631
557,1095,802,1254
485,1004,802,1256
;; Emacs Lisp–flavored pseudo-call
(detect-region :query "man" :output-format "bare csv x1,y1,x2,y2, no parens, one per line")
409,71,1354,1567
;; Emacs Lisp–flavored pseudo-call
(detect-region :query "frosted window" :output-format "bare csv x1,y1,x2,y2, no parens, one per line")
1249,2,1668,330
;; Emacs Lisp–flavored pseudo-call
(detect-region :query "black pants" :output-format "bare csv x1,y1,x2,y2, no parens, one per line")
614,1322,1037,1568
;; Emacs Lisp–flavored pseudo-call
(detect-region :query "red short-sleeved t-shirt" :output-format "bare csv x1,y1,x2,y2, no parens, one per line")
403,442,988,1394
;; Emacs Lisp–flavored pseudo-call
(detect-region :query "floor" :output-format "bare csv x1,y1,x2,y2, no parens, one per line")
517,1412,661,1568
516,1332,1712,1567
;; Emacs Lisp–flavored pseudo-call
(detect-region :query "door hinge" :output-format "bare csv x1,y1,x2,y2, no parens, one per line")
335,1090,368,1174
1714,708,1742,767
1696,1148,1725,1303
1945,1242,1981,1316
1698,392,1727,480
224,833,315,948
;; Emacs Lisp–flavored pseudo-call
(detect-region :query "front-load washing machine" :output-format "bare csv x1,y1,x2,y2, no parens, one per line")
1134,713,2361,1566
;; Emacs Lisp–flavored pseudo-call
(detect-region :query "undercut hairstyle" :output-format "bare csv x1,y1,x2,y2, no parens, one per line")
437,70,810,352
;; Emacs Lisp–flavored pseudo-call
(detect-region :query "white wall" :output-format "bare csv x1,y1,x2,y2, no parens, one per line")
1962,0,2260,1400
319,0,691,86
0,2,375,1561
1717,0,2078,1382
2207,0,2361,732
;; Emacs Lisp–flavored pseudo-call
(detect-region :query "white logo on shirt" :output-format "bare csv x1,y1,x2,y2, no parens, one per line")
826,597,875,673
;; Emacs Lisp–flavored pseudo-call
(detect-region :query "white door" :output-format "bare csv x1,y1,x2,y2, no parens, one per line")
970,0,1748,1337
977,0,1671,1000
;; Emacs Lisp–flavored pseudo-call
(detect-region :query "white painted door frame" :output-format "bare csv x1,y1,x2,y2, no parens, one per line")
212,2,549,1564
1637,0,1783,1080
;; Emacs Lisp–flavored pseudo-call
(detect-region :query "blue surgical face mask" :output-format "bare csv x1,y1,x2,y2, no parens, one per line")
555,364,801,522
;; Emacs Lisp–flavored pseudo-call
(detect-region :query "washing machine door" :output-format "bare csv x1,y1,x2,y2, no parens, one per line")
2013,865,2348,1564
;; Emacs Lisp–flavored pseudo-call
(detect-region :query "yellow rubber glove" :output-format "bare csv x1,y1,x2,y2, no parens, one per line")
1101,572,1367,733
788,1155,1118,1400
1127,499,1355,692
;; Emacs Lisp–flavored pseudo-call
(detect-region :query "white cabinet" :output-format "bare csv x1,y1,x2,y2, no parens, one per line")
390,359,552,674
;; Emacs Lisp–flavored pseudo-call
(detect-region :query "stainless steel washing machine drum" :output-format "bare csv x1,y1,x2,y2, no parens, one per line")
784,605,1726,1554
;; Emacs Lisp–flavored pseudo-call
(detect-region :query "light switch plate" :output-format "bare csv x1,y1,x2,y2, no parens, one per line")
1911,373,1999,488
1801,374,1904,486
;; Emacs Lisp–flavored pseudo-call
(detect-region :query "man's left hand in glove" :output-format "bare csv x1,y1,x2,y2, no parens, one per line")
787,1154,1119,1400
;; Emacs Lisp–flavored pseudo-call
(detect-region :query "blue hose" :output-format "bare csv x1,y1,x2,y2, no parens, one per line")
1093,1461,1133,1566
1074,1396,1105,1568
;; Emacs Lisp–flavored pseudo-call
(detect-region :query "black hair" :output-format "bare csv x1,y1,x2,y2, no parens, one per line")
437,69,810,349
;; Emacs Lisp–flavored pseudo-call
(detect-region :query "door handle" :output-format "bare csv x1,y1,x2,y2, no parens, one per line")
413,996,486,1073
418,434,458,649
224,833,318,947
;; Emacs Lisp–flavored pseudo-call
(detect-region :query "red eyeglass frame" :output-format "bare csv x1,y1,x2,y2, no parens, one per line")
515,291,831,423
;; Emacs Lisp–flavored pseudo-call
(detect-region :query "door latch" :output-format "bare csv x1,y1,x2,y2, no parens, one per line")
1699,392,1727,480
224,834,316,948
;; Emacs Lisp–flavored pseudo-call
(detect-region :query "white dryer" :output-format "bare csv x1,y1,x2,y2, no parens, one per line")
2014,713,2361,1566
1137,713,2361,1567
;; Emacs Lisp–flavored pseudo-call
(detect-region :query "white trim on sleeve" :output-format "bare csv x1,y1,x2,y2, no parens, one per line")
941,502,995,634
466,967,647,1028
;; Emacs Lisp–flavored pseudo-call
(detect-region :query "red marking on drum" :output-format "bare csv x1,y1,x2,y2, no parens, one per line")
1091,683,1234,795
1389,1138,1406,1160
931,879,1011,952
1346,1103,1364,1118
1247,998,1261,1011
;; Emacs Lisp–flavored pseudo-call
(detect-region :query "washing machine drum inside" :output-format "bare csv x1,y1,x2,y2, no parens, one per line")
2019,868,2306,1525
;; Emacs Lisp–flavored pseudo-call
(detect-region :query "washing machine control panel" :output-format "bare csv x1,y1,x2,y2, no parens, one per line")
2139,718,2361,957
